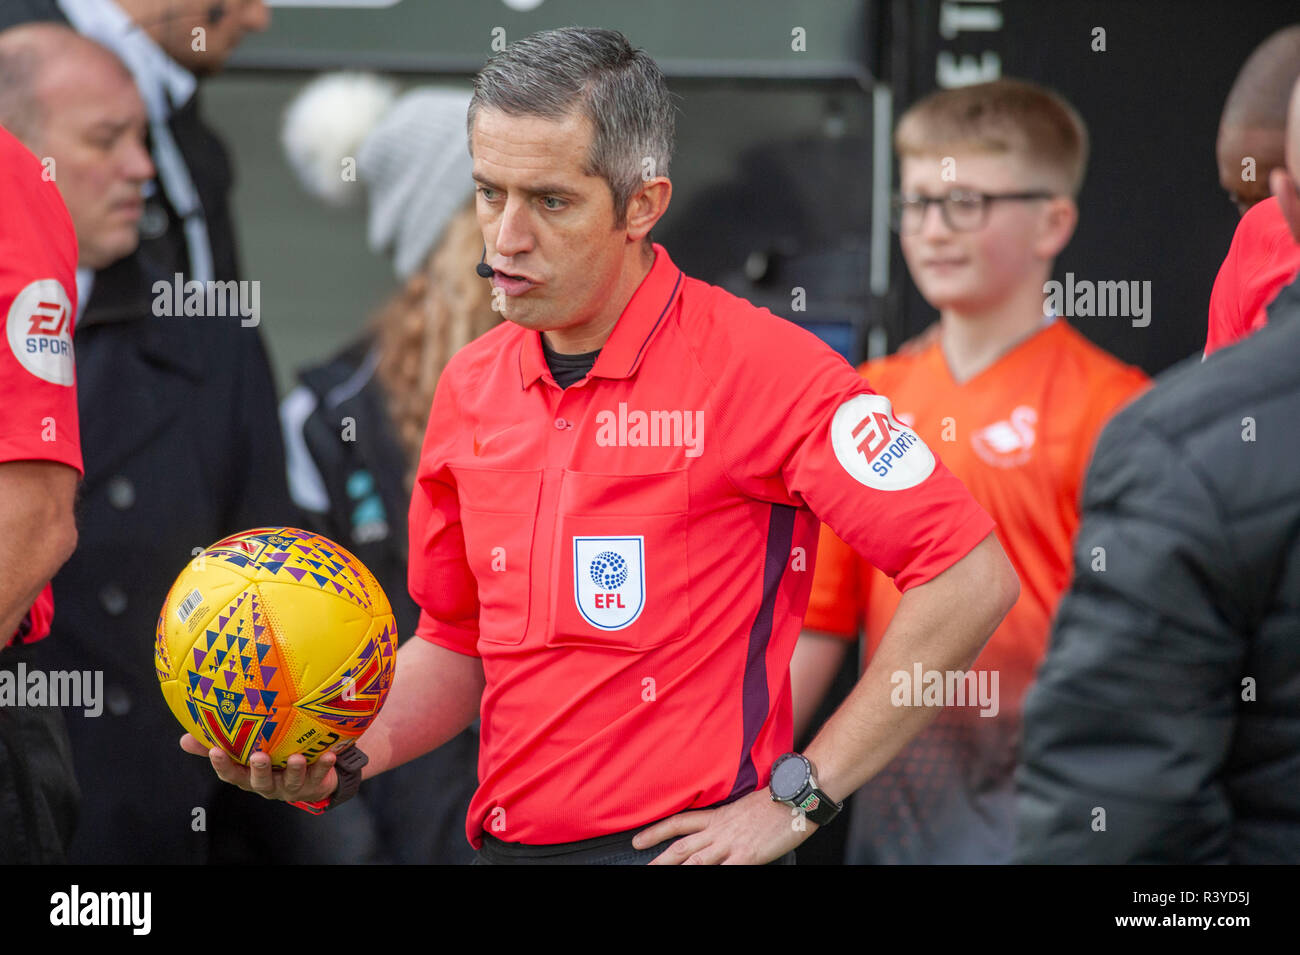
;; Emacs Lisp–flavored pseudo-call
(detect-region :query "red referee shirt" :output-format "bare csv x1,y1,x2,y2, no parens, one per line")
409,244,995,847
1,125,83,647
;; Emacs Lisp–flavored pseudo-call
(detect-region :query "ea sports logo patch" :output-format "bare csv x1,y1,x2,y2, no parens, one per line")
7,278,75,386
574,536,645,630
831,394,936,491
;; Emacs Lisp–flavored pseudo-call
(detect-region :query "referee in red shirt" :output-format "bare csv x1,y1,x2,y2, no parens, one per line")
0,123,83,864
189,27,1019,864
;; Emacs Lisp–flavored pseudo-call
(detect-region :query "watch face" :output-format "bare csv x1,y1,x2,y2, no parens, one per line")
771,755,809,801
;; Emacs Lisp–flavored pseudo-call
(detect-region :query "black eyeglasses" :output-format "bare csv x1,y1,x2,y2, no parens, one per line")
890,189,1056,234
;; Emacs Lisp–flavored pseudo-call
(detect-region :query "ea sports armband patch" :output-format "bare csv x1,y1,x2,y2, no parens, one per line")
831,394,936,491
7,278,75,386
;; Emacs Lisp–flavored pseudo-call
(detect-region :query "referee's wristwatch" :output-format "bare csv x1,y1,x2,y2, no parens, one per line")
768,752,842,826
290,745,368,815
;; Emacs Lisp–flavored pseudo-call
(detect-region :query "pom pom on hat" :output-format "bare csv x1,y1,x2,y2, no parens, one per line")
282,72,475,278
281,72,398,207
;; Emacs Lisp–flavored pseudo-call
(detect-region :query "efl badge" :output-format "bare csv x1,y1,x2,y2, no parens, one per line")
573,536,645,630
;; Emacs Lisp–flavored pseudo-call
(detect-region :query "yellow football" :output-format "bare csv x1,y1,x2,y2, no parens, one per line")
154,527,397,767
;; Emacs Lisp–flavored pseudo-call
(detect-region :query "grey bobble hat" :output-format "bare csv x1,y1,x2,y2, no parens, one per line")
360,87,476,279
282,73,475,280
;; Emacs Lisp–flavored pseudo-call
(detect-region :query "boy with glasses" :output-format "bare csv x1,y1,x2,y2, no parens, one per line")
791,78,1148,864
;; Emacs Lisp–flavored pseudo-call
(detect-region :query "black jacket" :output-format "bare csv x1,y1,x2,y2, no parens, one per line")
27,50,301,861
1016,276,1300,864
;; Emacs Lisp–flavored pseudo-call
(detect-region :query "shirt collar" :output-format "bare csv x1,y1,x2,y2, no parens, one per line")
59,0,197,120
74,267,94,323
518,243,684,389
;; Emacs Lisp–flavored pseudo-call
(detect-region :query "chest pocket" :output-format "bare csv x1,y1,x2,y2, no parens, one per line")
550,469,692,651
450,465,542,646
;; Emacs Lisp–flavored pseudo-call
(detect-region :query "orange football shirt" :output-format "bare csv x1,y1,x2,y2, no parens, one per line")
805,318,1148,711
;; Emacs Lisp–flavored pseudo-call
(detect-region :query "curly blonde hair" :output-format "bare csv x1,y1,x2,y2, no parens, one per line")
374,201,500,488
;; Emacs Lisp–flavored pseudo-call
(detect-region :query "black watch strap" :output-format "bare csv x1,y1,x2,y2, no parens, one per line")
326,745,368,810
794,785,842,827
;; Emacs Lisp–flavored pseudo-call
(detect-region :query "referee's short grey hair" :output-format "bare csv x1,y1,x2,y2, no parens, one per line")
468,27,674,227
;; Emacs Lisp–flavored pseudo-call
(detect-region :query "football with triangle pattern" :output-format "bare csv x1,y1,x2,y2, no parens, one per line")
155,527,398,767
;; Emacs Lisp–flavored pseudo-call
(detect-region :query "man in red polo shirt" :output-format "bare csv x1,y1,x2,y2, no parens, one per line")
0,123,83,863
188,27,1018,864
1204,196,1300,356
1204,24,1300,357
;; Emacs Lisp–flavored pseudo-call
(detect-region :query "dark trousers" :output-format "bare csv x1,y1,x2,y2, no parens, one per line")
0,642,79,864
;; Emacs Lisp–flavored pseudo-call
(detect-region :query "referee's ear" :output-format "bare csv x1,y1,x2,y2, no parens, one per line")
624,176,672,243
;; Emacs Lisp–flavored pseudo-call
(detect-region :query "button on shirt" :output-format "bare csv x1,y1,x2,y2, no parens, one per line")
409,244,995,847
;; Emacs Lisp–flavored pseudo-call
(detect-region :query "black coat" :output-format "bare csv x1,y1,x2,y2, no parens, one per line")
1016,276,1300,864
27,76,329,862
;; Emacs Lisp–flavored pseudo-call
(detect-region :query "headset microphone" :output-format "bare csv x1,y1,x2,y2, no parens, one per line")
475,246,493,279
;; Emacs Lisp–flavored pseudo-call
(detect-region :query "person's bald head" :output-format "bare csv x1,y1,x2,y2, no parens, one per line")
0,23,154,269
1217,24,1300,214
0,23,136,151
1269,77,1300,243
